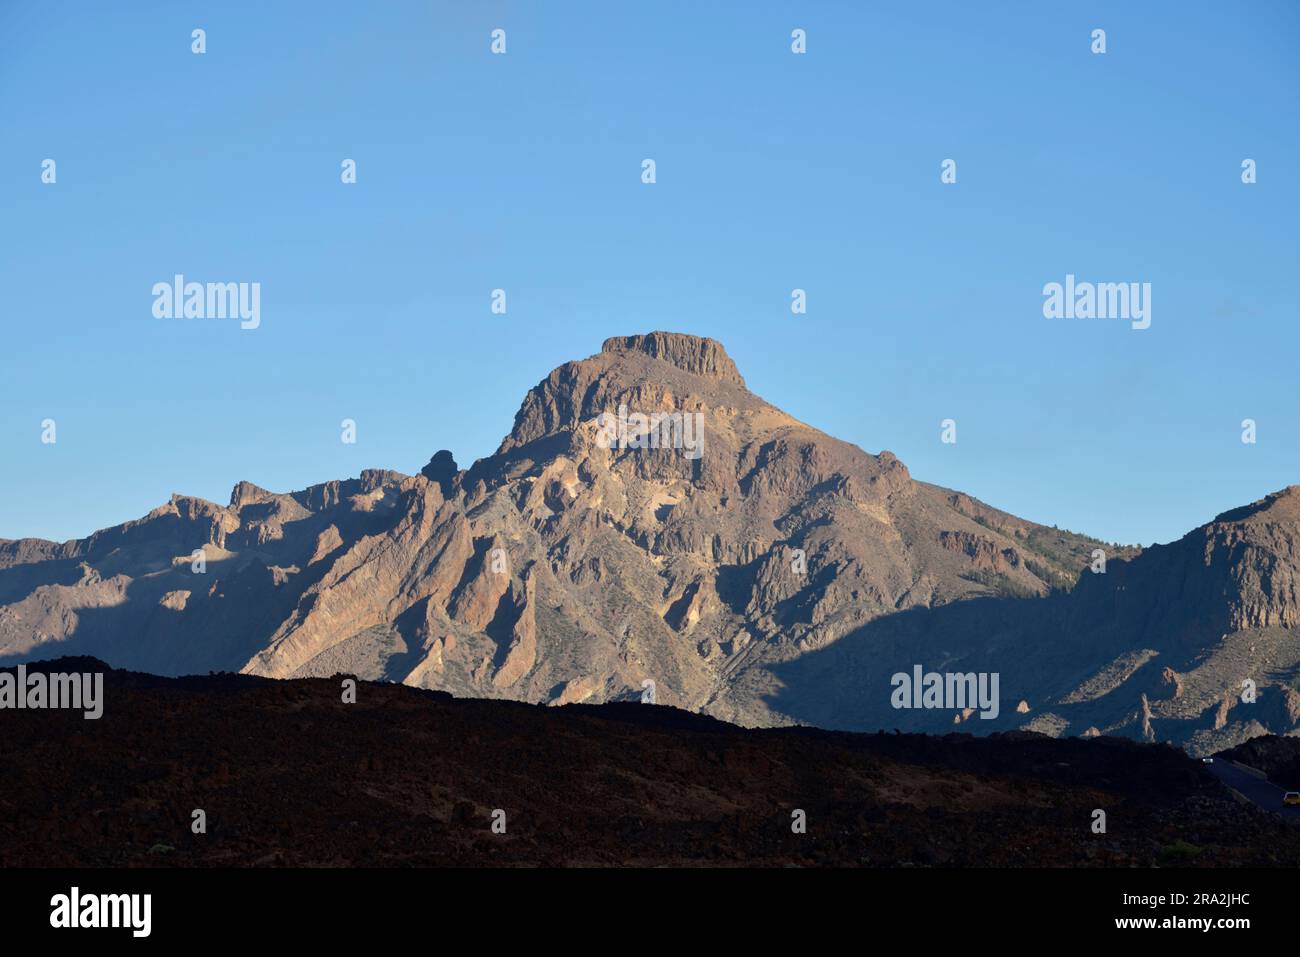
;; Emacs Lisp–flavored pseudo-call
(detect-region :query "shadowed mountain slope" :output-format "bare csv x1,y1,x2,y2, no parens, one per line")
3,658,1296,868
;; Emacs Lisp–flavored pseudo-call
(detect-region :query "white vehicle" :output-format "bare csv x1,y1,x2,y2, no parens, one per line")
1201,756,1214,763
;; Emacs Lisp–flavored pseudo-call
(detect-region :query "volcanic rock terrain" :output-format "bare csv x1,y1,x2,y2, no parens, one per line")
2,332,1297,752
3,659,1296,868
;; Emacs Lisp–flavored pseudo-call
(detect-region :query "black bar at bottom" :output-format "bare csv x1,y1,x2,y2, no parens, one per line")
0,867,1279,943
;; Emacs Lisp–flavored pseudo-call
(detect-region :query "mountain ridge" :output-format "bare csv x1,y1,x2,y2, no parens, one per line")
1,332,1295,754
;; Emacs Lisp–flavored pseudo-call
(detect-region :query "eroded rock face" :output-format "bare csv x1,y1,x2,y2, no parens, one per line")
939,531,1023,575
492,571,537,689
600,332,745,385
0,333,1296,750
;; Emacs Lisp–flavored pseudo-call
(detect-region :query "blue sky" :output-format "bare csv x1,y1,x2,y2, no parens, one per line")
1,1,1296,547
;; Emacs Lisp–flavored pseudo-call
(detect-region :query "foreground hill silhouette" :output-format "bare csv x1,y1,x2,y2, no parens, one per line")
2,659,1297,868
1,333,1297,752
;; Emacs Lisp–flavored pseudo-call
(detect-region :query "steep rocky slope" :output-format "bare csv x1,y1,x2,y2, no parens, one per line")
774,486,1300,753
1,332,1296,750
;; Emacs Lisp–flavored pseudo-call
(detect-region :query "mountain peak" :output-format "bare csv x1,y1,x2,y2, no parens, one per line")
601,332,745,387
6,334,1299,756
230,481,275,508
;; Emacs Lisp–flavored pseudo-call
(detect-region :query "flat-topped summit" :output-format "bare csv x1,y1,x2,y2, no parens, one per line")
499,331,753,451
601,332,745,386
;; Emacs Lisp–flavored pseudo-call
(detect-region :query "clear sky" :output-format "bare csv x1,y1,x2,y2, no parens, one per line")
1,1,1296,547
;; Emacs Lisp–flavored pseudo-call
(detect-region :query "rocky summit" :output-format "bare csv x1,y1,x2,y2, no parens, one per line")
1,332,1296,753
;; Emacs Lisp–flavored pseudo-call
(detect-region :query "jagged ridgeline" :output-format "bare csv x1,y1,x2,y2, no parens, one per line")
1,333,1297,753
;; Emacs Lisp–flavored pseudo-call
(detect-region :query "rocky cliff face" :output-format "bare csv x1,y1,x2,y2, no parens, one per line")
1,333,1296,752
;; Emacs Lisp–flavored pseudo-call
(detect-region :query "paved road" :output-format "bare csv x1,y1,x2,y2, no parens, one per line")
1206,759,1300,820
